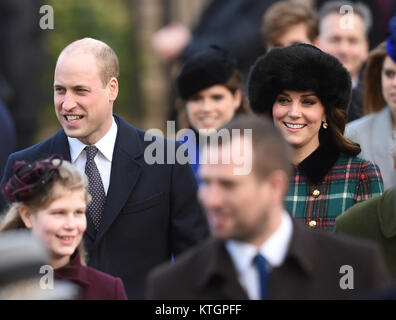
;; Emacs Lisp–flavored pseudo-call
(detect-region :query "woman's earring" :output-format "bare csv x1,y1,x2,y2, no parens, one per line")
322,121,328,129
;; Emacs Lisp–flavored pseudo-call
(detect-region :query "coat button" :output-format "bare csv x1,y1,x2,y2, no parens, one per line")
308,220,317,227
312,189,320,198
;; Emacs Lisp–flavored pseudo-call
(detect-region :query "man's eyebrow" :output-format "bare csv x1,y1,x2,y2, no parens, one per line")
53,84,90,89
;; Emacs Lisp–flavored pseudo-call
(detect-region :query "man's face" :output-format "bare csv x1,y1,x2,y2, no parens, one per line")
54,52,118,145
198,139,278,245
319,13,368,81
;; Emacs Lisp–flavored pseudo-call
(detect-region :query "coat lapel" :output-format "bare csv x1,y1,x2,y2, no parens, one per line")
195,239,249,299
92,115,143,248
49,130,71,162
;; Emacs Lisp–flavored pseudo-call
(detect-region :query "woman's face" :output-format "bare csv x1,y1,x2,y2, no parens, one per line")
381,56,396,113
186,85,242,133
20,184,87,267
272,90,326,156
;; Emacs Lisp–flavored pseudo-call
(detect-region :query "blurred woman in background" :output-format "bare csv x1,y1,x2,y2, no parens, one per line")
345,16,396,190
176,45,250,183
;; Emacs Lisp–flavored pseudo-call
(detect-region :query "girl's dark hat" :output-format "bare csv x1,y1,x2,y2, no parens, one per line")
177,45,237,100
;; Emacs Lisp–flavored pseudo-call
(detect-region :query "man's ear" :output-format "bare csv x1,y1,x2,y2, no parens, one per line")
107,77,119,102
19,205,33,229
268,169,289,200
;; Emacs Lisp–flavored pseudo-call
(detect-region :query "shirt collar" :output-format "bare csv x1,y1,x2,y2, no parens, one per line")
67,117,118,162
226,211,293,273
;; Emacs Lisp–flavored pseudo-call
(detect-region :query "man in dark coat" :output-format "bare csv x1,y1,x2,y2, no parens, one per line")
0,38,210,299
147,115,391,300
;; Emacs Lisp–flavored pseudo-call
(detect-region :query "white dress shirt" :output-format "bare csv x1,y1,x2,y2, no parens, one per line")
67,117,118,195
225,212,293,300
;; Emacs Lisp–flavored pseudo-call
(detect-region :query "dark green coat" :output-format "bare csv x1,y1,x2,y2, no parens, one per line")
335,188,396,278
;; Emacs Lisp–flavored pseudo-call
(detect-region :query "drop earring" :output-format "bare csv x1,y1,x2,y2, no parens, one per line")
322,121,328,129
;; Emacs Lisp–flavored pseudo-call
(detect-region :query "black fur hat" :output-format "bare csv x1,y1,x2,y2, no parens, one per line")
247,44,352,116
177,45,237,100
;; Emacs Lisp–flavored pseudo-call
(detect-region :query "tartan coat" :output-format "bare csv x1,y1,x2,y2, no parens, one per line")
285,143,384,231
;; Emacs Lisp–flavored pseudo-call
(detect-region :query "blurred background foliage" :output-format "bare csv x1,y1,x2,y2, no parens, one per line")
38,0,142,140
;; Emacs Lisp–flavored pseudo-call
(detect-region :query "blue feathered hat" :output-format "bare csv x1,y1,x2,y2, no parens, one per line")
386,15,396,62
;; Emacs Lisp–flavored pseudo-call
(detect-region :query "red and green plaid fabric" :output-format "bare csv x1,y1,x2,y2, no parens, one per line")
285,154,384,231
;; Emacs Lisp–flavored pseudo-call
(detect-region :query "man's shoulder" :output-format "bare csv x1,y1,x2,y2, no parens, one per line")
337,192,383,224
295,221,380,255
149,237,216,281
8,129,66,162
336,187,396,237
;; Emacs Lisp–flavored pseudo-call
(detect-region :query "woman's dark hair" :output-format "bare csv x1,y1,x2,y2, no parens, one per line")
363,42,387,114
324,108,361,156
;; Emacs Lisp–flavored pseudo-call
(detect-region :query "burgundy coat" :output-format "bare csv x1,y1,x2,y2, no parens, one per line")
55,250,127,300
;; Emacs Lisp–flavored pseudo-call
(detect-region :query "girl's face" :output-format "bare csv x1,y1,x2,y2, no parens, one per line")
20,184,87,268
186,85,242,134
272,90,326,156
381,56,396,113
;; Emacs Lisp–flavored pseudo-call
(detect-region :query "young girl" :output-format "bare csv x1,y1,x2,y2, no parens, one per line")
0,155,127,299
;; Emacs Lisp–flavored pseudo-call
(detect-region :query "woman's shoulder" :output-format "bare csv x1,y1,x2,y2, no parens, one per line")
337,154,381,172
346,107,389,131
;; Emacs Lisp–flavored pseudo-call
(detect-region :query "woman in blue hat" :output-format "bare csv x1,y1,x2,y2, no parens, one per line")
345,16,396,190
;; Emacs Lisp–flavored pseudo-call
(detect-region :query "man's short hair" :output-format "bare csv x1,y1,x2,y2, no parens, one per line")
58,38,119,86
215,115,293,180
262,1,319,46
318,1,372,38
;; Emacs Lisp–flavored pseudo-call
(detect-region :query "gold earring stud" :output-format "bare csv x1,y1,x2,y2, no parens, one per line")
322,122,328,129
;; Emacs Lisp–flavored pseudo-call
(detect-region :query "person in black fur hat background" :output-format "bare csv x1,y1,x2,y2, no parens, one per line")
248,44,384,231
176,45,250,183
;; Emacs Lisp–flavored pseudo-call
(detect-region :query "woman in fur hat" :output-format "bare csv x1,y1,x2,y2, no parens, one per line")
345,16,396,190
248,44,383,231
176,45,250,183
